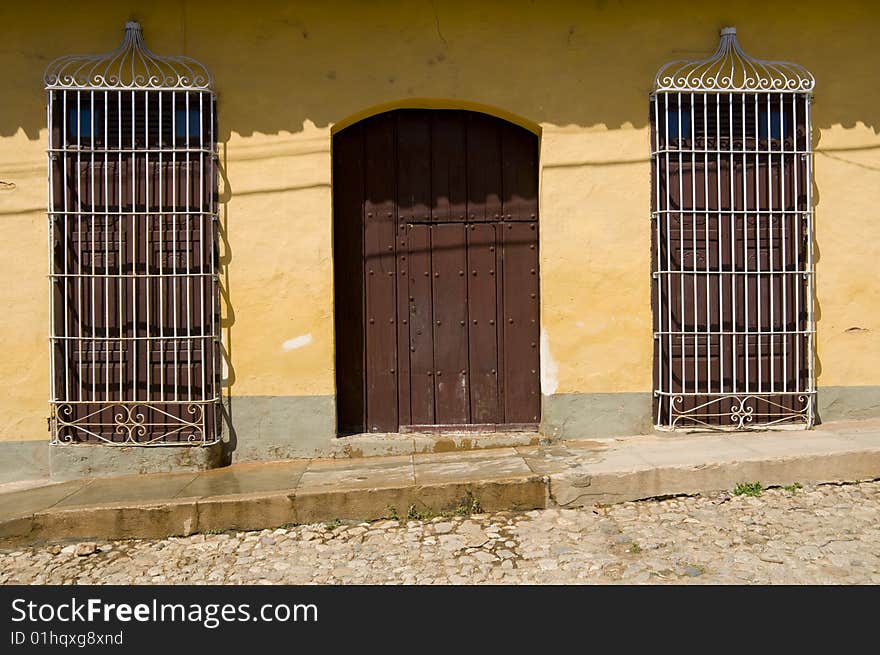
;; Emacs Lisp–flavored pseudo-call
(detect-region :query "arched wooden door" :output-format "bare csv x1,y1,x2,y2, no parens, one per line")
333,109,540,434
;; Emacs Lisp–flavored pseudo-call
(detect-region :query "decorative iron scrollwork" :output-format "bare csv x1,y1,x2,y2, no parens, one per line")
669,394,812,430
52,402,215,446
44,22,213,91
654,27,814,93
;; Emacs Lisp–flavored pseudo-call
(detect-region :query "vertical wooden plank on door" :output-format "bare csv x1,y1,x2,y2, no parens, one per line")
397,110,432,222
466,113,502,222
364,114,398,431
501,122,539,221
466,113,504,423
332,124,366,434
431,111,467,222
396,110,431,426
501,122,540,426
407,224,435,425
431,223,470,424
502,221,540,424
467,223,500,423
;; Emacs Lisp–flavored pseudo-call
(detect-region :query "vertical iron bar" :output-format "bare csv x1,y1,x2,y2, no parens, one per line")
145,91,151,405
664,93,673,419
76,92,83,406
104,90,109,403
728,92,736,396
756,93,762,394
678,92,685,402
653,93,662,425
716,92,723,397
130,89,136,408
766,92,774,393
210,96,216,399
172,93,179,401
90,90,96,404
781,95,788,395
47,90,55,427
690,92,697,396
63,90,70,402
703,92,710,396
199,92,206,409
741,92,748,396
117,90,123,408
186,91,193,403
805,94,815,423
158,92,165,405
210,95,217,425
793,95,801,396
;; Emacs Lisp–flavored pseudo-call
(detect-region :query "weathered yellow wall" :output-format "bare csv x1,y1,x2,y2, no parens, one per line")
0,0,877,442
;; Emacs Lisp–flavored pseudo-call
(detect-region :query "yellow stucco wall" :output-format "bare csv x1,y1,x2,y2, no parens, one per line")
0,0,877,442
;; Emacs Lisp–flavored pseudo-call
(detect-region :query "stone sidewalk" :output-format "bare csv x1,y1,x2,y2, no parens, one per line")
1,418,879,545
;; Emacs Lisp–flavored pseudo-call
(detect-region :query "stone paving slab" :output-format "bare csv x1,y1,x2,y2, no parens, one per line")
0,480,89,521
299,455,416,493
0,419,878,544
55,472,200,509
413,448,532,485
3,481,878,584
174,460,309,499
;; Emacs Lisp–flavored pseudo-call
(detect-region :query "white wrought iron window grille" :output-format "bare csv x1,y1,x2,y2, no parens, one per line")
650,27,815,430
44,21,221,446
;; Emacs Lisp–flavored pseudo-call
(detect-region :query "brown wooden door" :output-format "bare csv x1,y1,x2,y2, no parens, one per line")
333,109,540,434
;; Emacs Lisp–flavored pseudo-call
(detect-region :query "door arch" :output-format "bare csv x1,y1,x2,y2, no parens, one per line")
333,109,540,434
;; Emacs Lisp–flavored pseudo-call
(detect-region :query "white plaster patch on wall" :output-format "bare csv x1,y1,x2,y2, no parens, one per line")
540,328,559,396
282,334,313,351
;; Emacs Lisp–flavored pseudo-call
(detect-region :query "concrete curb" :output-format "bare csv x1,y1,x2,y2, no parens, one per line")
0,476,549,545
548,450,880,507
1,428,879,546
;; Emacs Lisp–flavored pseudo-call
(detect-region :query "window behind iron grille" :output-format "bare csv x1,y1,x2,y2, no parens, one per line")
46,25,220,446
651,31,815,430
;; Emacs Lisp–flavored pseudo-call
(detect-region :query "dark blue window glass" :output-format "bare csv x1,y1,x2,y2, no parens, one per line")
666,108,692,139
175,108,201,138
758,107,789,140
68,108,97,138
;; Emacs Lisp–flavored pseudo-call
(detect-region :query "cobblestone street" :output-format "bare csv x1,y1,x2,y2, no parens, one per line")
2,481,878,585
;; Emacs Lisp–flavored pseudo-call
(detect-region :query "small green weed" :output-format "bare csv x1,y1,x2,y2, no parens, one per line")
733,481,763,497
406,504,435,521
400,493,484,523
386,506,400,522
454,492,483,516
782,482,803,493
324,518,343,530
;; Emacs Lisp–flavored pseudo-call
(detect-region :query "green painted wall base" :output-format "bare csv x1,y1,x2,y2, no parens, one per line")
1,387,878,483
817,385,880,423
49,443,224,482
540,392,654,440
541,386,880,440
0,440,49,484
225,395,337,462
